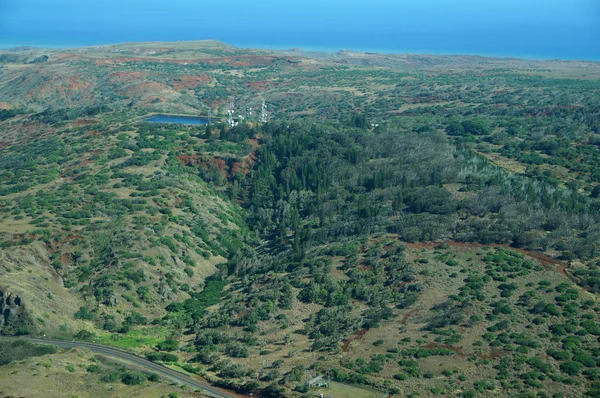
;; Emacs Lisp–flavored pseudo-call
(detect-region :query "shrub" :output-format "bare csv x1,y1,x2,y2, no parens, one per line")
225,343,249,358
560,361,583,376
100,372,119,383
156,339,179,352
121,372,147,385
86,364,101,373
147,352,178,363
74,306,94,320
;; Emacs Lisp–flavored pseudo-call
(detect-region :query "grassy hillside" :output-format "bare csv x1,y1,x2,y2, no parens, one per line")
1,42,600,397
0,114,251,338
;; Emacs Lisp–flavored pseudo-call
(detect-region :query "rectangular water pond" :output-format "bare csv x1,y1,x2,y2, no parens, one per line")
144,114,210,125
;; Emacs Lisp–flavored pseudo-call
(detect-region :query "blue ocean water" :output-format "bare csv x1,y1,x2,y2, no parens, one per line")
0,0,599,60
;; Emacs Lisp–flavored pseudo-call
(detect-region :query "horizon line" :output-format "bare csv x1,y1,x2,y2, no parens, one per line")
0,39,599,63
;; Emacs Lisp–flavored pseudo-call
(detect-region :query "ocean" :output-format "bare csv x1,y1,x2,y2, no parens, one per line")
0,0,598,60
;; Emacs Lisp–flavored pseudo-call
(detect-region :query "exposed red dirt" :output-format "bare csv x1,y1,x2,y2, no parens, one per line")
230,161,249,175
178,151,257,178
403,240,585,288
557,263,569,279
478,347,508,360
68,75,92,91
177,154,228,178
400,310,416,326
60,253,71,267
342,328,369,352
77,160,93,168
85,130,102,136
342,328,368,352
171,75,210,90
209,157,228,176
177,154,202,166
72,119,98,126
357,258,372,272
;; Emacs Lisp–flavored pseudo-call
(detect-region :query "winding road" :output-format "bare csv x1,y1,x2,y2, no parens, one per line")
0,336,242,398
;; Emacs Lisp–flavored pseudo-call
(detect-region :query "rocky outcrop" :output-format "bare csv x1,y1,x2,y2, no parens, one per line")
157,280,174,301
104,291,119,307
0,286,34,336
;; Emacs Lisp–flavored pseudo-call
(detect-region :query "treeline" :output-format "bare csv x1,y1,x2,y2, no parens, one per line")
0,109,22,121
31,104,111,124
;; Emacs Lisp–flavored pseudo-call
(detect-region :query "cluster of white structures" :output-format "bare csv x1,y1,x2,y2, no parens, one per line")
225,100,269,127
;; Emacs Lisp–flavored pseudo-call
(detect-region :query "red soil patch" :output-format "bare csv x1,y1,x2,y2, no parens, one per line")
230,161,249,175
404,240,583,288
404,241,566,267
68,75,92,91
60,253,71,267
357,258,372,272
400,310,416,325
342,328,368,352
231,151,258,176
177,154,228,178
171,75,210,90
209,157,228,177
178,151,257,178
177,154,202,166
72,119,98,127
557,263,569,279
478,347,507,360
85,130,102,136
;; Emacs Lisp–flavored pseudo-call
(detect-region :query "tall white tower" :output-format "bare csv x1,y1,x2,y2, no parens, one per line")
227,102,235,127
259,99,268,123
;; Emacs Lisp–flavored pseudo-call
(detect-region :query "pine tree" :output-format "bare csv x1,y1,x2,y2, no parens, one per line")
293,227,304,262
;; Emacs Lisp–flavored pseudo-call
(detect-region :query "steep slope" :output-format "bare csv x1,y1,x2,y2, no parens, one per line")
0,113,249,339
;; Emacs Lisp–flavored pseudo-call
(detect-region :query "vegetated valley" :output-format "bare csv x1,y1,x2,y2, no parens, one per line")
1,41,600,397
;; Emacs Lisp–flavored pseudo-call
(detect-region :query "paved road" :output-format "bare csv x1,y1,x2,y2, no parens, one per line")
0,336,242,398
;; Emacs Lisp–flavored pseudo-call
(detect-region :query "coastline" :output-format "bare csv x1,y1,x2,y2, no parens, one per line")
0,39,599,62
